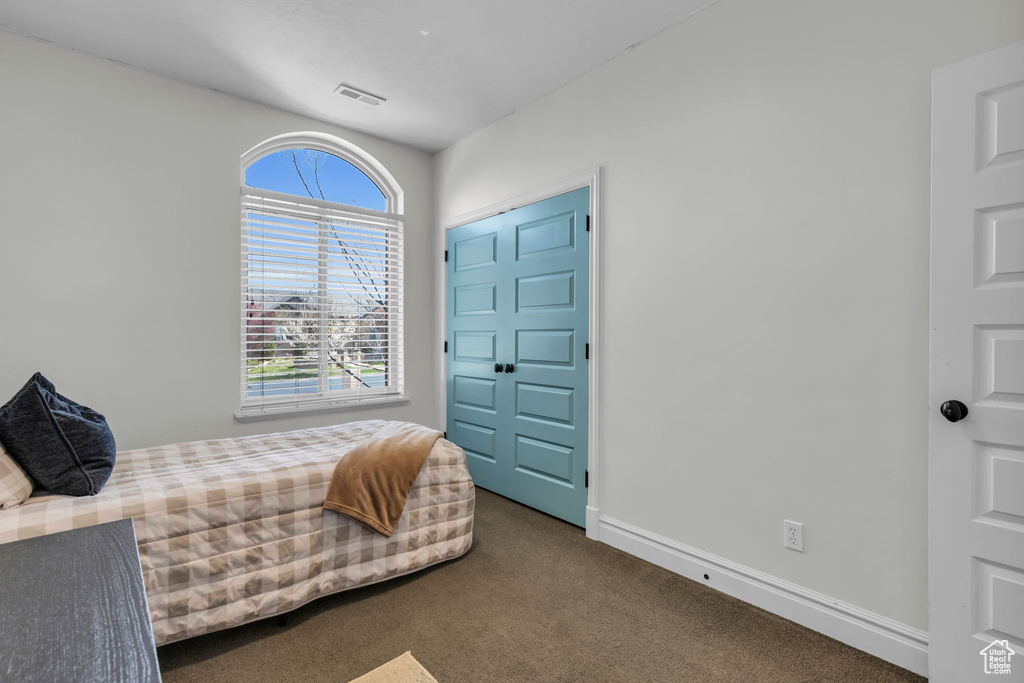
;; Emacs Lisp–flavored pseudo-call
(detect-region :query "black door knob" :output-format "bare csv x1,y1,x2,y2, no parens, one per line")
940,400,969,423
504,363,514,373
494,363,503,373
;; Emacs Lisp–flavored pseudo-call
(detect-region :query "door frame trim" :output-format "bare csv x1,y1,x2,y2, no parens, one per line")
439,167,602,537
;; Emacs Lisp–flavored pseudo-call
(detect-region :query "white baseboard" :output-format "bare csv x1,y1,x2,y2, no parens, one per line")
595,514,929,677
585,506,600,540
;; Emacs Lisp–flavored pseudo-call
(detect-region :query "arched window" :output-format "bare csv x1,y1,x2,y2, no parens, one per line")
238,133,404,417
245,149,386,211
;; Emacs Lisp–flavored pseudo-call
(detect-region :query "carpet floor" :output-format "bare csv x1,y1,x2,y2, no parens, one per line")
158,489,925,683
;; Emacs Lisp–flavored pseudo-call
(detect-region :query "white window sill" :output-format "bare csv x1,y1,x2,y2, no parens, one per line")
234,394,409,422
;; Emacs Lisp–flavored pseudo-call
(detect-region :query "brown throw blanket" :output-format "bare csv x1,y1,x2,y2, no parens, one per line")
322,422,442,537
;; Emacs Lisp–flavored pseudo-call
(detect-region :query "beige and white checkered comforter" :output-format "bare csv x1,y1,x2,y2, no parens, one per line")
0,420,475,645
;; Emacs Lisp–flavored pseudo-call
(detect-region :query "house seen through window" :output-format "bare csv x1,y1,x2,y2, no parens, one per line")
240,139,404,416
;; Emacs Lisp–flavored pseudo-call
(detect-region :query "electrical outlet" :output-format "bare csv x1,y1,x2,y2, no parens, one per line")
784,520,804,552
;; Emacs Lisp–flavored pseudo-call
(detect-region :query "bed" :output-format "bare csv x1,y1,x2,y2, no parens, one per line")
0,420,475,645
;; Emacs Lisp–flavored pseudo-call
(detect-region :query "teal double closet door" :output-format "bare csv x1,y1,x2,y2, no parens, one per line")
446,187,589,527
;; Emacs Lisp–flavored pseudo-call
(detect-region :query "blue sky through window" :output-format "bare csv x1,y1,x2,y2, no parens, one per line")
245,149,386,212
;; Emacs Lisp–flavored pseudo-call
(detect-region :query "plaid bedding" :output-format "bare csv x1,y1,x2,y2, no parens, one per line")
0,440,33,509
0,420,475,644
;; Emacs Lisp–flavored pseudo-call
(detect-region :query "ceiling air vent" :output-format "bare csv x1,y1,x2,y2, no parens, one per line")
334,84,386,106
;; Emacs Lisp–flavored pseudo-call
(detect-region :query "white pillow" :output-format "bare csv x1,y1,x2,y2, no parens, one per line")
0,439,33,509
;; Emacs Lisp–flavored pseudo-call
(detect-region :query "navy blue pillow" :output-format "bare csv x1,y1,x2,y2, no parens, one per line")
0,373,116,496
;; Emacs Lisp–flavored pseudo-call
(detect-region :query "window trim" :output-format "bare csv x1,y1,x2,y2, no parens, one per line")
234,394,410,422
237,132,405,420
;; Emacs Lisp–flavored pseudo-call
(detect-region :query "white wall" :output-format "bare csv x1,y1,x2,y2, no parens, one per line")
0,31,440,450
435,0,1024,633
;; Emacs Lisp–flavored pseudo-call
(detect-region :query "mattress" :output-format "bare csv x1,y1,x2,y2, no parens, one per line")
0,420,475,645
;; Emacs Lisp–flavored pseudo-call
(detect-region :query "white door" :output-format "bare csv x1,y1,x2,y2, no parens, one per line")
930,40,1024,683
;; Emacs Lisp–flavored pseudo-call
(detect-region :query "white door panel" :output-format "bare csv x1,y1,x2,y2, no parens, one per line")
930,39,1024,683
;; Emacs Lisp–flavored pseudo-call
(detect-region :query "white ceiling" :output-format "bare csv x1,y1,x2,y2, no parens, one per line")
0,0,718,152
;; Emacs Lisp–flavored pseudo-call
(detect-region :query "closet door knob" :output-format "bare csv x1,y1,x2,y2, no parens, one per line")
494,363,503,373
504,363,514,373
940,400,968,423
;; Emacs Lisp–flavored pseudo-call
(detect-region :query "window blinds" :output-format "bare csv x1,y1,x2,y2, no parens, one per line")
240,189,404,415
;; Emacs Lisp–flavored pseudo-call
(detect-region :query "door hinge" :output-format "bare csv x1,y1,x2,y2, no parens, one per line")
585,469,589,488
585,343,589,360
443,431,447,439
444,340,448,353
586,215,590,232
444,249,448,262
